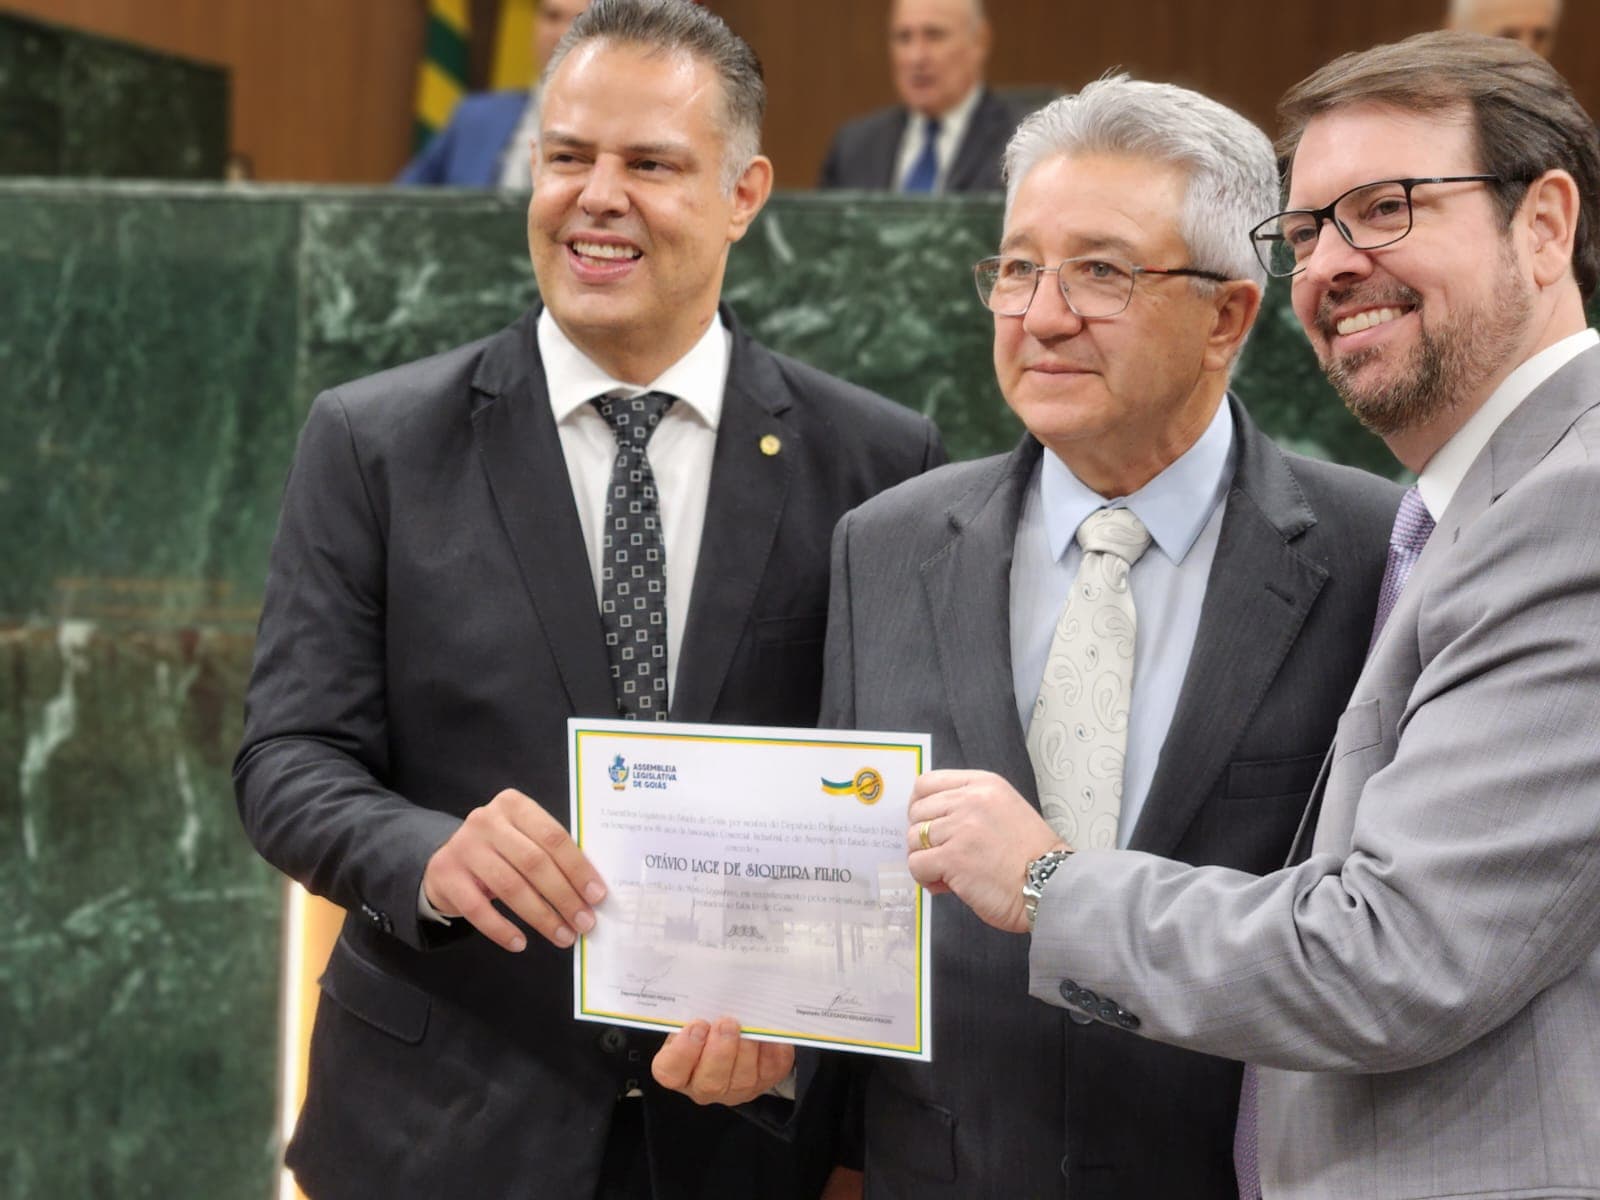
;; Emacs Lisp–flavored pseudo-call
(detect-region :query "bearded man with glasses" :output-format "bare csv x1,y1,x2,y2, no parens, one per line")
883,29,1600,1200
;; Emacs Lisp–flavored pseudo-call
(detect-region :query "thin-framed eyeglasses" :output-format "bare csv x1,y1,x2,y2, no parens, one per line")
973,255,1234,318
1248,175,1511,279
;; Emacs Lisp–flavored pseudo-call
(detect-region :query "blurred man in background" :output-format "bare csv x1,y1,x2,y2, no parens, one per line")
1446,0,1561,57
818,0,1020,192
398,0,589,186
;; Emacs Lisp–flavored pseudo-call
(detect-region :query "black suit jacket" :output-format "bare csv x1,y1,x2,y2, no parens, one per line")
234,305,945,1200
817,89,1020,192
820,401,1401,1198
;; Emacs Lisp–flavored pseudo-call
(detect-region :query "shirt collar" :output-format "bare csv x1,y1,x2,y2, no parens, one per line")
1416,327,1599,519
915,83,982,140
538,307,730,429
1039,397,1235,565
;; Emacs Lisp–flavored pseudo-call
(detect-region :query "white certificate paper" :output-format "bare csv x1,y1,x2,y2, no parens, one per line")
569,718,933,1061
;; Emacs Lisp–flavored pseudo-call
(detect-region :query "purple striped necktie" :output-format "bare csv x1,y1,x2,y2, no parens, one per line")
1232,486,1435,1199
1369,486,1436,649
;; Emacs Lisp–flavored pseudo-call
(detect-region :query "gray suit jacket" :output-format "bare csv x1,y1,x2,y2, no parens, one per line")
816,89,1020,192
1032,345,1600,1198
822,399,1400,1198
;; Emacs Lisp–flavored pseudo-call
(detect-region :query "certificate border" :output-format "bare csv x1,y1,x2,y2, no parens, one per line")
570,720,930,1060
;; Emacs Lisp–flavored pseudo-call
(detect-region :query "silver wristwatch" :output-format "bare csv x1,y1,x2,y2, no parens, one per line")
1022,848,1075,931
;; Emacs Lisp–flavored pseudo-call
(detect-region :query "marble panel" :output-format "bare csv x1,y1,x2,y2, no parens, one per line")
0,12,228,181
0,13,63,176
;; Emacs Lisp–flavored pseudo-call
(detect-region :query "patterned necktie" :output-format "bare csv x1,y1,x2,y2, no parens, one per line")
901,117,942,193
1026,507,1152,849
1369,486,1435,649
592,391,675,720
1233,486,1438,1200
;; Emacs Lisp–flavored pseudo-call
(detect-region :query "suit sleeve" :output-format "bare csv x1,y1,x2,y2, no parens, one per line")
395,122,454,185
233,389,463,951
1027,456,1600,1073
817,132,845,190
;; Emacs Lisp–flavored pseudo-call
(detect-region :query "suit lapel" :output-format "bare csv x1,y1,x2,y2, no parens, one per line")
1371,342,1600,667
470,311,615,716
671,319,792,721
1130,401,1329,856
872,111,910,189
920,439,1038,796
946,90,1006,191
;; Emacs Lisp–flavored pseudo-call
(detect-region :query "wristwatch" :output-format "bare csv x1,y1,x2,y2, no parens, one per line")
1022,848,1075,931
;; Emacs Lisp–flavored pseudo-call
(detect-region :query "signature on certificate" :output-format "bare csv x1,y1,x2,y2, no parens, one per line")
822,990,866,1017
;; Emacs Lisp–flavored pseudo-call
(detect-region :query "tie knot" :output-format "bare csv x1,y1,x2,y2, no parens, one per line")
592,391,675,445
1077,507,1152,564
1390,486,1435,553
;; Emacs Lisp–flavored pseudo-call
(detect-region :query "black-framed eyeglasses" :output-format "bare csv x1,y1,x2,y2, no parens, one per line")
973,255,1233,318
1249,175,1510,279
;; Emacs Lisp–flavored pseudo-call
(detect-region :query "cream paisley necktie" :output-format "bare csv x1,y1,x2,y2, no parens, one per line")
1026,507,1152,849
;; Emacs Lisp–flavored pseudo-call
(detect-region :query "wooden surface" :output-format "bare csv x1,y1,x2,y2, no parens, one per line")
11,0,1600,186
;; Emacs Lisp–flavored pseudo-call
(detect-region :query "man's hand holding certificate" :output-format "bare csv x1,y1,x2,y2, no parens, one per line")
569,719,933,1063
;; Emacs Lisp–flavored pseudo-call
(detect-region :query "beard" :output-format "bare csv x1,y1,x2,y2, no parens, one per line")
1315,249,1533,438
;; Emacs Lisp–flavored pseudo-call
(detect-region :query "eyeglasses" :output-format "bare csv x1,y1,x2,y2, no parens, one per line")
973,255,1233,318
1248,175,1510,279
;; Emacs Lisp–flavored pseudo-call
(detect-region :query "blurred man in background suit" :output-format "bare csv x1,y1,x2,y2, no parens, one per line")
397,0,589,186
238,2,942,1197
1446,0,1561,57
818,0,1019,193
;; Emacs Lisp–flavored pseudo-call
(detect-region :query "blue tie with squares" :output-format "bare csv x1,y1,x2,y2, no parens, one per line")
592,391,676,720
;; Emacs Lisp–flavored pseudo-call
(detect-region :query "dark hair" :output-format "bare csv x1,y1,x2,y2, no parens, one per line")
543,0,765,189
1278,29,1600,298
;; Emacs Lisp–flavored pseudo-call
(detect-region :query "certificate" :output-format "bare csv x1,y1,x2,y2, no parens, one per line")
569,718,933,1061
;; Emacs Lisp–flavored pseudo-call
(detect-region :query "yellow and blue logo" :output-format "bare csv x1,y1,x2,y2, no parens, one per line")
608,754,629,791
821,767,883,805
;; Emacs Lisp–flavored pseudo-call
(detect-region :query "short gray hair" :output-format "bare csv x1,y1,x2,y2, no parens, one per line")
1003,74,1277,289
542,0,765,192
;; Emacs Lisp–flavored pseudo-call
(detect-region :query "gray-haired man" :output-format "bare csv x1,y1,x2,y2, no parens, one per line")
665,75,1399,1198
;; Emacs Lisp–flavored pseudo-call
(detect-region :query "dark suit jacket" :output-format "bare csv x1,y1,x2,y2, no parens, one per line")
817,89,1020,192
233,305,945,1199
397,90,528,186
819,401,1400,1199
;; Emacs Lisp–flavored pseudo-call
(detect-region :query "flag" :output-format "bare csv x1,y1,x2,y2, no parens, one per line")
490,0,540,91
413,0,471,151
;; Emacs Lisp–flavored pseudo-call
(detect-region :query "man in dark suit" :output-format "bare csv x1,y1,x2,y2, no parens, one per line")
817,0,1018,193
234,2,943,1197
396,0,588,187
668,75,1399,1196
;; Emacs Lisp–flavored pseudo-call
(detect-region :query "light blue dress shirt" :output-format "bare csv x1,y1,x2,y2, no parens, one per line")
1010,399,1236,848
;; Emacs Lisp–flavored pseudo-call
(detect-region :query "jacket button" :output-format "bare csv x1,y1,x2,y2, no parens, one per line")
599,1028,627,1054
1116,1009,1141,1030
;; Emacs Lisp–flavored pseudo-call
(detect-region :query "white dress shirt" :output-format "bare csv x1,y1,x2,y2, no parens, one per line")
420,311,730,925
1415,328,1599,520
1010,399,1236,848
538,306,729,704
893,84,982,194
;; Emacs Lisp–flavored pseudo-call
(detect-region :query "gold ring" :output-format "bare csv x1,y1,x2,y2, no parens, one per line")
918,820,933,851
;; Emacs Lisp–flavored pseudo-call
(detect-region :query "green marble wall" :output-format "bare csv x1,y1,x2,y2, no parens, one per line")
0,12,228,180
0,180,1402,1198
